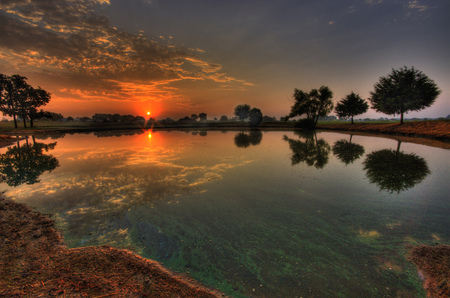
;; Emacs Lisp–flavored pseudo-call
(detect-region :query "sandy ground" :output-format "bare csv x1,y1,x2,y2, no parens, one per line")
0,196,223,297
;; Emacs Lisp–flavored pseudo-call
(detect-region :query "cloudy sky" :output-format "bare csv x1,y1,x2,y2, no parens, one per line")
0,0,448,119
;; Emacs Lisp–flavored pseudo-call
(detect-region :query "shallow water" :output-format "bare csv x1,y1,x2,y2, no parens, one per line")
1,130,449,297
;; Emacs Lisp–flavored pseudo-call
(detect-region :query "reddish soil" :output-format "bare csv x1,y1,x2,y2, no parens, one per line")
317,120,450,148
0,196,223,297
407,244,450,298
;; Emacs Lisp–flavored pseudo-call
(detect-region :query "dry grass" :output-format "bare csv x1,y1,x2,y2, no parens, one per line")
0,197,223,297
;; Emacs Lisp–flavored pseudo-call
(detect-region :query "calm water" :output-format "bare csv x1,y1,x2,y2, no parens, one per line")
1,130,449,297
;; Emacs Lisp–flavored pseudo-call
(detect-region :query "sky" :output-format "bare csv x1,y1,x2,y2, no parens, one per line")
0,0,449,120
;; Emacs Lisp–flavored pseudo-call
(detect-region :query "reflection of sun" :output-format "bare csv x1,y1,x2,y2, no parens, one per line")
148,133,152,139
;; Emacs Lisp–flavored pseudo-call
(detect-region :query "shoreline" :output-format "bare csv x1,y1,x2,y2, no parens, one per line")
1,120,449,150
0,196,223,297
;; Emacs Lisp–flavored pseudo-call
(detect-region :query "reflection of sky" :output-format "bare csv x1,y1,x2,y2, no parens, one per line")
1,131,449,296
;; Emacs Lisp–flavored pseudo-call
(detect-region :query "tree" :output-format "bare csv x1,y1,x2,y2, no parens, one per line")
191,114,198,121
369,66,441,124
220,115,228,121
234,104,251,121
335,92,368,124
23,86,51,127
288,86,334,128
249,108,263,126
0,74,51,128
198,113,207,121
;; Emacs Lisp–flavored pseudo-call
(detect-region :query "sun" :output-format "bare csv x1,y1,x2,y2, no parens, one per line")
147,111,151,116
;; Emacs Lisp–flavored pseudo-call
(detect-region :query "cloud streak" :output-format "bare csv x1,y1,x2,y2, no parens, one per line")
0,0,251,109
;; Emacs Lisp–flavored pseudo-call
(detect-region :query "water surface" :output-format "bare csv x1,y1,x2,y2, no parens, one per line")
1,130,449,297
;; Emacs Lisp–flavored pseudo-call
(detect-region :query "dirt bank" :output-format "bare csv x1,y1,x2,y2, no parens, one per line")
407,244,450,297
0,196,223,297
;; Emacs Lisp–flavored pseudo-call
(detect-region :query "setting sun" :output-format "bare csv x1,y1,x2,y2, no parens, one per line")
147,111,151,116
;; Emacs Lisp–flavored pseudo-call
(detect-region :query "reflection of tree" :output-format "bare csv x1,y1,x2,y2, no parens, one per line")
234,130,263,148
0,138,59,187
332,135,365,165
283,131,330,169
363,142,430,193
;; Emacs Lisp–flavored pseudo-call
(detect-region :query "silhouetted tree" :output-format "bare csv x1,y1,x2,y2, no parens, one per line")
191,114,198,121
0,74,51,128
0,139,59,187
283,131,330,169
234,104,251,121
369,66,440,124
363,142,430,193
198,113,207,121
332,135,365,165
35,110,64,121
249,108,263,126
220,115,228,121
178,116,192,124
288,86,334,128
335,92,368,124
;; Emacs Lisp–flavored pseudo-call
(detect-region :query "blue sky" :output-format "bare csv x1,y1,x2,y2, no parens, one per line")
0,0,448,119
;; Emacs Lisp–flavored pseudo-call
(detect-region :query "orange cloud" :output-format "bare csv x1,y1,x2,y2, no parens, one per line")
0,0,253,116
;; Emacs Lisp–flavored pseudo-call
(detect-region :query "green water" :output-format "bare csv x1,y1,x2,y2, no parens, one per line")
1,130,448,297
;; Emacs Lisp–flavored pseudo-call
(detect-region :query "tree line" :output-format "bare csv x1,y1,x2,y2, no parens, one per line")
287,66,441,127
2,66,441,129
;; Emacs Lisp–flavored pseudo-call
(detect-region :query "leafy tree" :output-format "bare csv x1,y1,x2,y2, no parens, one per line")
191,114,198,121
234,104,251,121
35,110,63,121
220,115,228,121
288,86,334,128
198,113,207,121
369,66,441,124
24,87,51,127
0,74,51,128
335,92,368,124
249,107,263,126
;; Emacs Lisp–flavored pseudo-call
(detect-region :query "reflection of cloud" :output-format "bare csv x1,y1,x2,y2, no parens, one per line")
5,144,251,247
0,0,251,102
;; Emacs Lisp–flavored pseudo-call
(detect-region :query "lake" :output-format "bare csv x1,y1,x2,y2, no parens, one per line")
1,129,449,297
